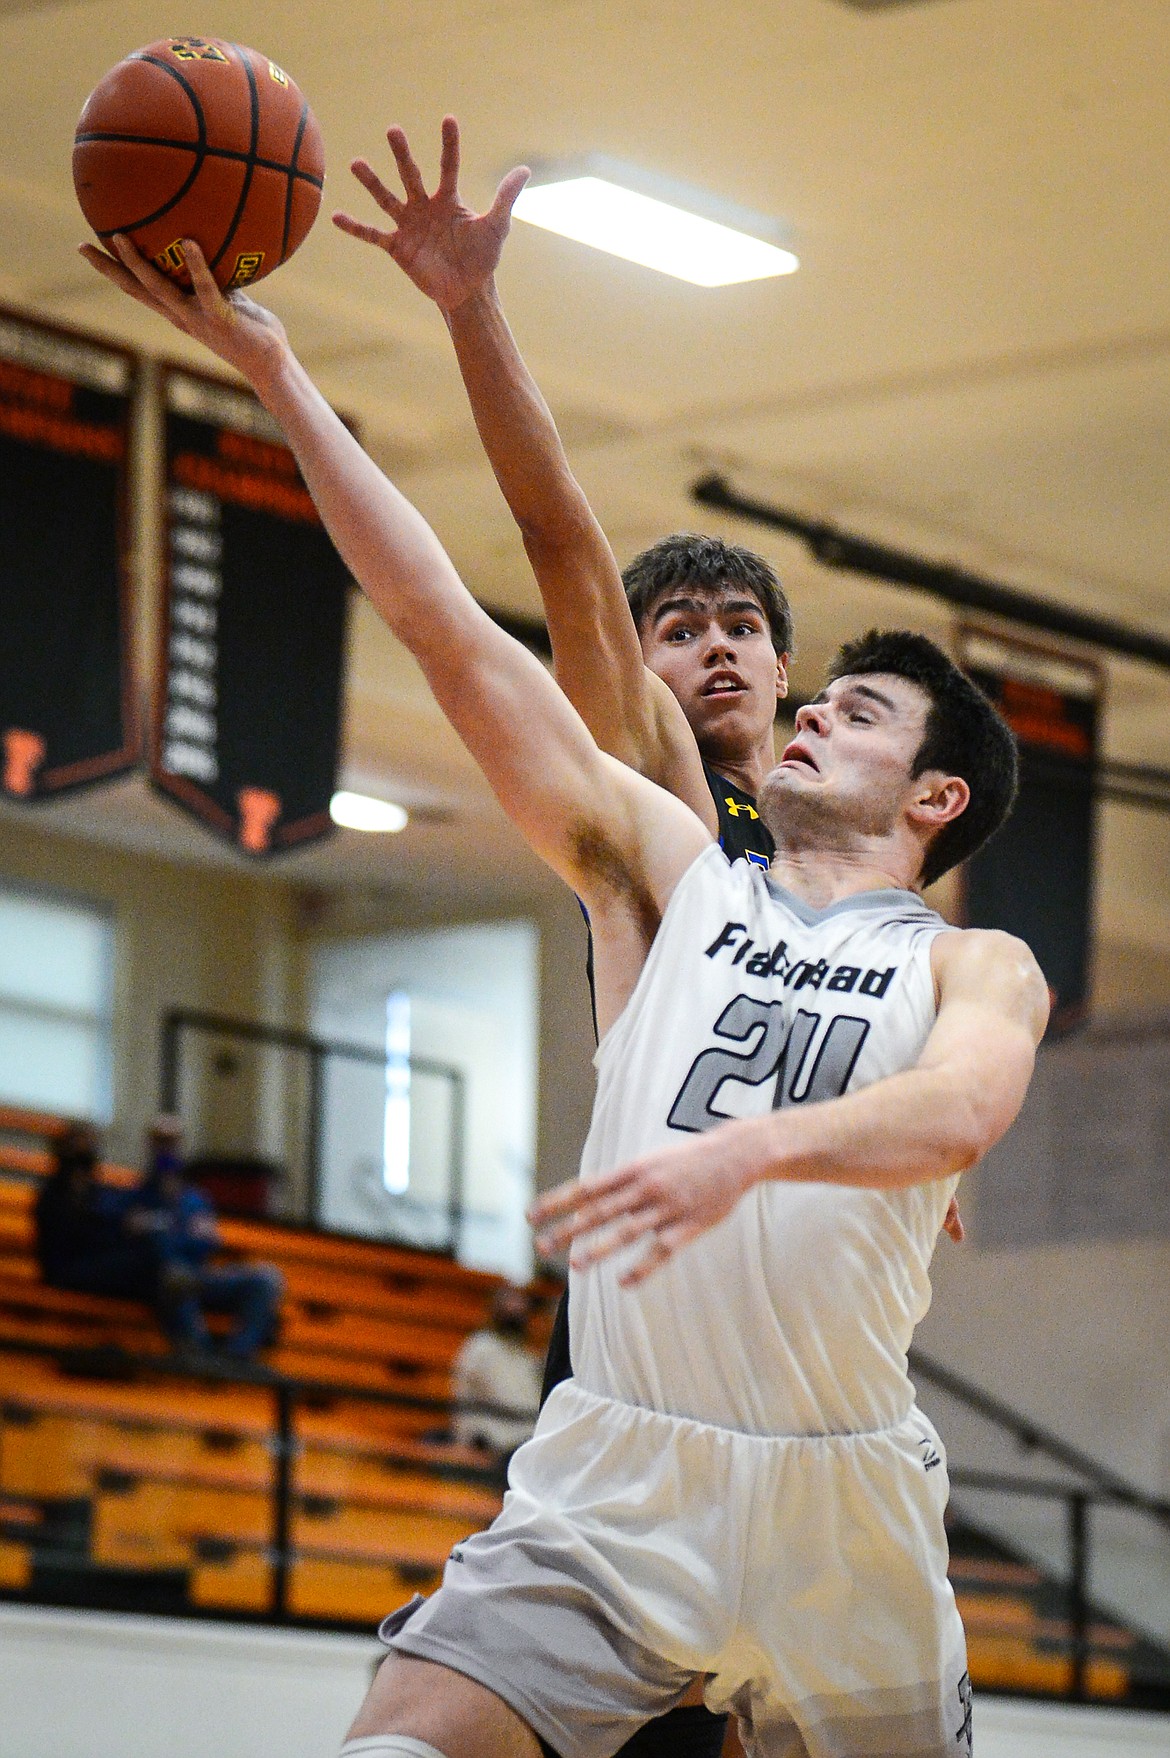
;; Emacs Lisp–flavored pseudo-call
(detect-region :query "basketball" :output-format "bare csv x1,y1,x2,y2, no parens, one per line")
73,36,324,292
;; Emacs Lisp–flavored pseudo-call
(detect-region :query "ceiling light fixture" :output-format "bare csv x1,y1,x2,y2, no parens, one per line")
329,791,408,834
512,155,798,287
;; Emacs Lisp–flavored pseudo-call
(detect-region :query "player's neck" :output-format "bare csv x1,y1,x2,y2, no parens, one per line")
702,731,774,799
767,846,916,911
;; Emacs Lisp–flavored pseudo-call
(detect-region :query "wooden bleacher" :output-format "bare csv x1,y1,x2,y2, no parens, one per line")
0,1104,548,1625
3,1106,1159,1703
947,1528,1136,1700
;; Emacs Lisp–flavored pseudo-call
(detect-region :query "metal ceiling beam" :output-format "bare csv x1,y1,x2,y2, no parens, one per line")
692,472,1170,673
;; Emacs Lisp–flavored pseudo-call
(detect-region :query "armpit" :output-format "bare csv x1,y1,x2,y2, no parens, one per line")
571,820,662,946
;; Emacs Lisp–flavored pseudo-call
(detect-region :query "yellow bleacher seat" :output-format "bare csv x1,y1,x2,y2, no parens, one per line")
289,1554,440,1622
0,1110,553,1634
0,1537,32,1590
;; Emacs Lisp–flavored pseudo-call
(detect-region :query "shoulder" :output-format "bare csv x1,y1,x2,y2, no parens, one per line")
930,927,1050,1028
931,925,1039,978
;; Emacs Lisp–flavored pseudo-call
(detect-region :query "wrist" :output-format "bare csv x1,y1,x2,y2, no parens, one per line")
729,1111,782,1195
245,337,303,411
443,277,501,326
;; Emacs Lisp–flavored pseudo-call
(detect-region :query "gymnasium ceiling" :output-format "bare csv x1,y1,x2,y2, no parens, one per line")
2,0,1170,909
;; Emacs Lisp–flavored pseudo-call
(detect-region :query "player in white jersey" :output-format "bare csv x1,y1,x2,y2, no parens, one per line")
85,236,1049,1758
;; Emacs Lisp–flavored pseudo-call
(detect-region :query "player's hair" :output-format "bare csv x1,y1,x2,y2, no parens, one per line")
826,629,1018,887
622,533,793,656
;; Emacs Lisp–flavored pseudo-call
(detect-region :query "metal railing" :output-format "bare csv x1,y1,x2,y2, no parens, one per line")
159,1008,467,1248
911,1347,1170,1703
910,1347,1170,1517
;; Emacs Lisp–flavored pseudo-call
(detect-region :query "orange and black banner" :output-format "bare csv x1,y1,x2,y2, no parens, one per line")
959,628,1101,1029
0,309,138,800
152,367,350,855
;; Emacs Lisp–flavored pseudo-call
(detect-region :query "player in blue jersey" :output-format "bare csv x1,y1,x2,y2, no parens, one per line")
334,119,784,863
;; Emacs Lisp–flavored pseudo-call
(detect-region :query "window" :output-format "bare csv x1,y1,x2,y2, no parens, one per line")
0,885,115,1121
312,921,539,1278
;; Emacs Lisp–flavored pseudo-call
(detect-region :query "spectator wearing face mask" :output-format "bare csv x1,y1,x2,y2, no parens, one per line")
35,1121,156,1302
451,1283,543,1468
126,1115,283,1365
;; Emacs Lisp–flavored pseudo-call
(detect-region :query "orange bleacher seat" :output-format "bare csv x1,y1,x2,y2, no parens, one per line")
0,1354,275,1442
217,1213,497,1294
0,1272,145,1325
93,1478,271,1569
964,1631,1128,1700
295,1399,495,1470
0,1405,273,1501
189,1547,445,1621
0,1115,552,1635
293,1500,469,1571
279,1260,489,1331
0,1537,32,1590
0,1305,162,1358
281,1303,466,1369
297,1448,500,1525
289,1554,439,1622
271,1346,452,1402
189,1546,272,1612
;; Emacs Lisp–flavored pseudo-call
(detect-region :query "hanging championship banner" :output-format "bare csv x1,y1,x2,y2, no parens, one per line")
958,628,1102,1029
154,367,350,854
0,309,137,800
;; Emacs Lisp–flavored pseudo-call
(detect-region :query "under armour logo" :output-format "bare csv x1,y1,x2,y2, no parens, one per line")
917,1435,942,1471
724,795,759,820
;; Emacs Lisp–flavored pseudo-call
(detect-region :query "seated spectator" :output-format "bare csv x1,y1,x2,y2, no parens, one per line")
127,1115,283,1365
35,1122,156,1301
451,1283,542,1473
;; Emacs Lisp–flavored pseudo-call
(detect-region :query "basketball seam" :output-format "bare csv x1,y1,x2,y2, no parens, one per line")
281,99,310,263
207,45,261,275
76,134,324,192
92,55,209,237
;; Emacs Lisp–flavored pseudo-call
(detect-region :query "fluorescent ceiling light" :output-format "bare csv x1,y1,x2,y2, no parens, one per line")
330,791,408,834
512,155,798,287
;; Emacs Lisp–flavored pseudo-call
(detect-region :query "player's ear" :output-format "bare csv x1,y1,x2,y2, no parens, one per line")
775,652,789,698
908,772,969,831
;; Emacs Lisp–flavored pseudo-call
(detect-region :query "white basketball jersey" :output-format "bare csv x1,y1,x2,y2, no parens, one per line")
570,842,958,1438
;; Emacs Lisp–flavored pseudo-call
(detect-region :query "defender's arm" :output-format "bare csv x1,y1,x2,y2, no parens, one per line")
334,118,718,829
444,286,713,808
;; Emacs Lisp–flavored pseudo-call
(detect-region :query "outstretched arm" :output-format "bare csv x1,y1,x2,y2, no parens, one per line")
530,928,1047,1284
80,236,708,916
334,117,717,829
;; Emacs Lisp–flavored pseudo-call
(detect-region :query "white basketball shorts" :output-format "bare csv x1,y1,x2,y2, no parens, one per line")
381,1380,972,1758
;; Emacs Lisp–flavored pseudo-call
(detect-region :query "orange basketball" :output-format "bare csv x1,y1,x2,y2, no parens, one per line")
73,36,324,292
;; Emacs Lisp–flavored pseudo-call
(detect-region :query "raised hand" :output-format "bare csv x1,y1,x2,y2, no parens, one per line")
333,114,530,313
79,235,288,386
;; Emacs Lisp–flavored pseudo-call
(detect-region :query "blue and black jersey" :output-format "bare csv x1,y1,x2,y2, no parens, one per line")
702,758,773,870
